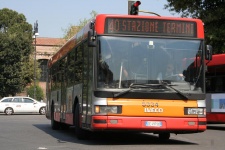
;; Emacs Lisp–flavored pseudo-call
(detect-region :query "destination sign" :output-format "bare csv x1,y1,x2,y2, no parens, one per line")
105,18,197,37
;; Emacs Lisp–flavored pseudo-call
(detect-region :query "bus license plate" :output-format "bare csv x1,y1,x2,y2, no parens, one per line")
145,121,162,127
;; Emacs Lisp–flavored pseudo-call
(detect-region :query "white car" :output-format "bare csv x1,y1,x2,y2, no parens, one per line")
0,96,46,115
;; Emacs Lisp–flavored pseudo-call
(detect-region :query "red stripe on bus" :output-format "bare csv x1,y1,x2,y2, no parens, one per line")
92,116,206,131
207,113,225,123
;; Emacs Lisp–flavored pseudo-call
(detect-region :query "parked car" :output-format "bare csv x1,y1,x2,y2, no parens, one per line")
0,96,46,115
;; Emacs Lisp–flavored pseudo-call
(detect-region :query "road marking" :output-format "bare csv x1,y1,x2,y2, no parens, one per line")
37,147,48,150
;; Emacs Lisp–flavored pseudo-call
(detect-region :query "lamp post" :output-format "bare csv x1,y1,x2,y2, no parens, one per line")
33,20,39,99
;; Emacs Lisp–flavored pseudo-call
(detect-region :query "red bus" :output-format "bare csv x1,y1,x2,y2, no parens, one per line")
206,54,225,123
46,13,211,140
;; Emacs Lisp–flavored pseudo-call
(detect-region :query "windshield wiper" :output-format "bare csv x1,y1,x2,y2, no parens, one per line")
114,82,189,99
113,83,135,98
113,83,164,98
160,81,189,100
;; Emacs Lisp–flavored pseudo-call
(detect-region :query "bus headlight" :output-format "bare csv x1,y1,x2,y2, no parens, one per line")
95,105,122,114
185,107,205,115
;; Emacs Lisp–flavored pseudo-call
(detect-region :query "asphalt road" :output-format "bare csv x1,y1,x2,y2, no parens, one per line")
0,113,225,150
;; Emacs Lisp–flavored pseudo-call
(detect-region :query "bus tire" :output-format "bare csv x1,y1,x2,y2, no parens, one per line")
158,133,170,141
51,104,60,130
75,104,88,140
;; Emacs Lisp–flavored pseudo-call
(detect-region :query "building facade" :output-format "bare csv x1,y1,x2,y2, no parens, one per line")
33,37,65,100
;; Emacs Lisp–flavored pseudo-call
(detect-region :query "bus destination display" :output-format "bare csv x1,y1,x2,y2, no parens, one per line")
105,18,197,37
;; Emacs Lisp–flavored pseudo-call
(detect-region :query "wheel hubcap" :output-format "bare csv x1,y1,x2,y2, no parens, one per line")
40,108,45,114
6,108,12,115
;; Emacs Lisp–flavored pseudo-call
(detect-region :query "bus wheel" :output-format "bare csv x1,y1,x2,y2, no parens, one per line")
75,104,89,140
158,133,170,141
51,105,60,130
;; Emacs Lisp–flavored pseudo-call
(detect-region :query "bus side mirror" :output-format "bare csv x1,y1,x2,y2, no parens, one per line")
205,45,212,60
88,31,97,47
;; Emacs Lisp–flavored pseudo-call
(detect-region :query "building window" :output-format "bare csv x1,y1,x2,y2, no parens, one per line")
39,59,48,82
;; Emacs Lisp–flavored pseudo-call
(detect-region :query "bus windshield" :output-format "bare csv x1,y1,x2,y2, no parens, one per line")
97,36,204,93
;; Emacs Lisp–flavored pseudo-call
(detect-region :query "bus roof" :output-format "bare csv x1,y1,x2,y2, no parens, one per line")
48,14,204,68
48,20,91,68
207,54,225,67
95,14,204,38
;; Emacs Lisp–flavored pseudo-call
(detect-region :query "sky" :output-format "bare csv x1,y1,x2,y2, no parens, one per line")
0,0,179,38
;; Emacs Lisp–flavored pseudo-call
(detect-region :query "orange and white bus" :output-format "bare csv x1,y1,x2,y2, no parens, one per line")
46,13,211,140
206,54,225,123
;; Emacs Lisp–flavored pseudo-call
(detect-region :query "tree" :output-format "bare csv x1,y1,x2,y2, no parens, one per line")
165,0,225,54
21,57,41,88
0,8,37,97
26,84,44,101
63,10,98,40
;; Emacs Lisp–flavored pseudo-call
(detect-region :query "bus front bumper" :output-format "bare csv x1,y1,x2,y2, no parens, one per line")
91,116,206,133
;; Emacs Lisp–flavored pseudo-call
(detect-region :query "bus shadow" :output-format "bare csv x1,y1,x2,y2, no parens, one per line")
207,125,225,131
33,124,198,145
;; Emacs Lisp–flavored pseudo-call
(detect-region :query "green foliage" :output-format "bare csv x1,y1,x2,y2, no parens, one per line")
63,10,98,40
21,58,41,87
165,0,225,54
26,84,44,101
0,8,35,97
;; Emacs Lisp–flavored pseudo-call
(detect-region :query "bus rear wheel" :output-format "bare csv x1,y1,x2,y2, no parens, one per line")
51,104,60,130
74,104,89,140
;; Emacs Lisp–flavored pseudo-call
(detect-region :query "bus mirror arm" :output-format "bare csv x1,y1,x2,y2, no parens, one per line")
88,21,97,47
205,45,212,61
88,30,97,47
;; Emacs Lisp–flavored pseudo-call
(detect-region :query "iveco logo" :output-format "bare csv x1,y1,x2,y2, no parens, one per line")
144,108,164,113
